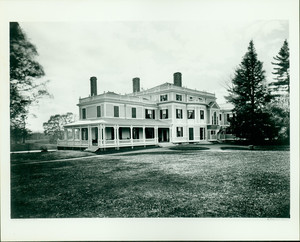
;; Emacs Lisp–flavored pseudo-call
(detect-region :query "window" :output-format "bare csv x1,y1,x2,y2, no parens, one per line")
219,114,222,121
97,106,101,117
200,110,204,120
74,128,80,140
81,128,88,140
145,128,155,139
198,97,204,101
160,109,168,119
176,94,182,101
132,107,136,118
114,106,119,117
67,129,73,140
176,109,183,119
200,128,205,140
160,94,168,101
82,108,86,119
189,96,193,101
187,110,195,119
145,109,155,119
227,114,230,121
212,112,217,125
176,127,183,137
211,130,216,135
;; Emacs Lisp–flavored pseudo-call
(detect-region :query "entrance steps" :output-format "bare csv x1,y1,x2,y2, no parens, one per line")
84,146,100,153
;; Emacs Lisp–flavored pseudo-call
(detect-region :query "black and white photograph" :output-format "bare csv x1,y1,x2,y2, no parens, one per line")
1,0,299,241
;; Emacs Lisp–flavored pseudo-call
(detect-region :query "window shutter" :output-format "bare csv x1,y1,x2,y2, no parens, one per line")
160,110,162,119
153,110,155,119
166,109,168,119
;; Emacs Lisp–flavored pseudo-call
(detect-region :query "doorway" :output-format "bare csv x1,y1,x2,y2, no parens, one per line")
158,128,169,142
91,127,98,146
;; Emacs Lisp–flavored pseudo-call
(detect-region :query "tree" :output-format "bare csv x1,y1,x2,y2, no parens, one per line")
226,40,275,143
269,39,290,93
43,113,75,143
10,22,50,143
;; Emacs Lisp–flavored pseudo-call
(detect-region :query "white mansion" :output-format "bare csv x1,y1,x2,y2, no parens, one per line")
57,73,234,150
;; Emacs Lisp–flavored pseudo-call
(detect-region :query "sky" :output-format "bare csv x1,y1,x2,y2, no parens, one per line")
20,20,288,132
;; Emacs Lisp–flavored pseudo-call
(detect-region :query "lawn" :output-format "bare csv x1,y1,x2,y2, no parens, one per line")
10,148,290,218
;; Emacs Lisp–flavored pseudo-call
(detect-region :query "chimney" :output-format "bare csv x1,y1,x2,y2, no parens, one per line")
173,72,182,87
132,77,140,92
90,76,97,96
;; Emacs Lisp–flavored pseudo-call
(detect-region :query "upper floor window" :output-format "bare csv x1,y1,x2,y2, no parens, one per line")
198,97,204,101
160,109,168,119
97,106,101,117
114,106,119,117
212,111,218,125
200,110,205,120
187,110,195,119
176,127,183,137
176,94,182,101
189,96,193,101
132,107,136,118
176,109,183,119
219,114,222,121
160,94,168,101
82,108,86,119
145,109,155,119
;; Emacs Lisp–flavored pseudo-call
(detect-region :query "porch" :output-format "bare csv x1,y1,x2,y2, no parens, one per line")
57,119,170,149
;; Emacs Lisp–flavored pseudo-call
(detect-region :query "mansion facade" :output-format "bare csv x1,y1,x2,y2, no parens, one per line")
57,73,234,150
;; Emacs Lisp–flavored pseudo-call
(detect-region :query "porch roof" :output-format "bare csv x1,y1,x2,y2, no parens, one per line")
64,118,170,127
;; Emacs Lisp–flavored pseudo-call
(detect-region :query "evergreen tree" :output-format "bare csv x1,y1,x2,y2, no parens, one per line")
270,39,289,93
10,22,50,143
226,40,275,143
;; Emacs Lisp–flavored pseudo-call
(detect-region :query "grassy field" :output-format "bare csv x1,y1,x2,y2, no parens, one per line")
11,148,290,218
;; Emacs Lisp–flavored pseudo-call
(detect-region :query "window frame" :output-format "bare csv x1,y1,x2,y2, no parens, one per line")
200,110,205,120
97,106,101,117
82,108,86,119
160,94,168,102
176,109,183,119
176,127,183,137
187,110,195,119
132,107,136,118
114,106,119,117
176,94,182,101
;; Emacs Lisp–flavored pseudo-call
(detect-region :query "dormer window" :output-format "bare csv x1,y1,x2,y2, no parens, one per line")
160,94,168,102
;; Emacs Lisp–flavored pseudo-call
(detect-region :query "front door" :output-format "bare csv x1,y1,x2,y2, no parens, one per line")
189,128,194,141
158,128,169,142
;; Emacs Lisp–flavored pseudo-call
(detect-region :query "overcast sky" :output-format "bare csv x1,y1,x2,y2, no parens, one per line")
20,20,288,132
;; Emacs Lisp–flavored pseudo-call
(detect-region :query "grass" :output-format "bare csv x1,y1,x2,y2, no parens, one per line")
10,148,290,218
11,139,57,152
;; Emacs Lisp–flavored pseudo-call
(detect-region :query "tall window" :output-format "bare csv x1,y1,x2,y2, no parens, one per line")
187,110,195,119
176,109,183,119
160,109,168,119
132,107,136,118
97,106,101,117
176,94,182,101
176,127,183,137
160,94,168,101
200,110,204,120
145,109,155,119
219,113,222,121
114,106,119,117
212,111,218,125
81,128,88,140
82,108,86,119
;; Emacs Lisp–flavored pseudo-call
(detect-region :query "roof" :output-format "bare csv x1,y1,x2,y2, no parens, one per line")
64,118,170,127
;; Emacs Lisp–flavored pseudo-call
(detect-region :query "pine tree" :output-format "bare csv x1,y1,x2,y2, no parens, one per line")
226,40,275,143
270,39,289,93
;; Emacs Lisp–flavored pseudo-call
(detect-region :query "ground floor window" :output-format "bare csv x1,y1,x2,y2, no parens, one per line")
133,127,141,139
211,130,216,135
105,127,115,140
74,128,80,140
176,127,183,137
67,128,73,140
200,127,205,140
81,128,88,140
145,128,154,139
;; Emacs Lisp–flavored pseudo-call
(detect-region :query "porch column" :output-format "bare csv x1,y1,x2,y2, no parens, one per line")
103,124,106,147
154,126,158,144
169,126,172,142
98,124,102,147
143,126,146,144
88,125,92,147
130,125,133,147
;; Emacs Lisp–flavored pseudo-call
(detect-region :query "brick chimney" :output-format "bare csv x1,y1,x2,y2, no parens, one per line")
173,72,182,87
132,77,140,92
90,76,97,96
